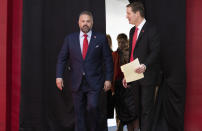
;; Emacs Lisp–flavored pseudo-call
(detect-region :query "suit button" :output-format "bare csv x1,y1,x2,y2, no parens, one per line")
83,72,85,75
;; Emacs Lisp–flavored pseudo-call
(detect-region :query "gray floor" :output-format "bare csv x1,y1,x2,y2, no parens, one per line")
108,126,127,131
107,111,127,131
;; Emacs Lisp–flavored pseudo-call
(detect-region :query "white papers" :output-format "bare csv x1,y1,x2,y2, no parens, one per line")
121,58,144,83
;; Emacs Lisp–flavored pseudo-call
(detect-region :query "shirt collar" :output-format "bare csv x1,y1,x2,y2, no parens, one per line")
137,18,146,30
80,30,92,38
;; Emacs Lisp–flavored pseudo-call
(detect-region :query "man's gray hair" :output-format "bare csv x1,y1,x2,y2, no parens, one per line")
79,11,93,21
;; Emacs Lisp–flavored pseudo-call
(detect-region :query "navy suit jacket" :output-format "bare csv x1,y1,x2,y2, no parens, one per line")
56,31,113,92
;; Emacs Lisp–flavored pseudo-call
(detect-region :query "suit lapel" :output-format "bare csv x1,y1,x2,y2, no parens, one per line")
135,22,147,48
129,27,135,62
85,31,96,60
75,32,83,61
129,22,147,61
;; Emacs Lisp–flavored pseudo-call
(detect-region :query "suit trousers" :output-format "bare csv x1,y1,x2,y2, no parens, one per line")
72,76,100,131
139,83,156,131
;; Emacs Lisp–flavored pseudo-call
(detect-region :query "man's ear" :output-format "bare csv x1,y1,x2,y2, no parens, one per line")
135,11,140,17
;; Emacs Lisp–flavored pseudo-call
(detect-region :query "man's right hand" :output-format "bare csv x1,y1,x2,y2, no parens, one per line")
122,77,128,88
56,78,63,91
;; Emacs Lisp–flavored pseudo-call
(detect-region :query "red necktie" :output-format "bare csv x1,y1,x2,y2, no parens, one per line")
130,27,139,62
83,34,88,59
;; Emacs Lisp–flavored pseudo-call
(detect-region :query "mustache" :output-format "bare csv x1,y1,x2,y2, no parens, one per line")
83,25,89,28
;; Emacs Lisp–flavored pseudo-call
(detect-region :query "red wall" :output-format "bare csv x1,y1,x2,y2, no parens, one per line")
185,0,202,130
0,0,22,130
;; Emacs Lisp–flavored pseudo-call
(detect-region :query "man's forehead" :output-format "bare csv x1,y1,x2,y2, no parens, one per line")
79,14,91,19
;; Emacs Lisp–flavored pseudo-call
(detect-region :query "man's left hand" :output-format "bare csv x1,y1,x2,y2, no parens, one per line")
135,64,146,74
104,80,111,92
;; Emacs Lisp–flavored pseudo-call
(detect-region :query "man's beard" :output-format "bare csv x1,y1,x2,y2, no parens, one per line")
81,25,91,33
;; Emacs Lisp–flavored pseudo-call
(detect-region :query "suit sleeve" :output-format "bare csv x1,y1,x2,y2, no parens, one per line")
56,36,69,78
143,26,160,68
102,36,113,81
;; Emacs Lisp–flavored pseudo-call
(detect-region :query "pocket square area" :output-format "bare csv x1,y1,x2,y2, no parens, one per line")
95,45,100,48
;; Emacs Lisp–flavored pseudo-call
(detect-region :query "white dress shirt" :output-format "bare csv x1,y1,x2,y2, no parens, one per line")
79,30,92,53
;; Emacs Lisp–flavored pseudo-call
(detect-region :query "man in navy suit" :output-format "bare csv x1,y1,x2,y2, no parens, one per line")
56,11,113,131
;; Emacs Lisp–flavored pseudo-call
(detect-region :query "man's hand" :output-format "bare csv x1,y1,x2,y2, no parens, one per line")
56,78,63,91
122,77,128,88
135,64,146,74
104,81,111,92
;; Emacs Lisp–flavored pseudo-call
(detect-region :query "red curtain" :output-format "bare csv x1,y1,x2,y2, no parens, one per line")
185,0,202,130
1,0,202,130
0,0,8,130
0,0,22,130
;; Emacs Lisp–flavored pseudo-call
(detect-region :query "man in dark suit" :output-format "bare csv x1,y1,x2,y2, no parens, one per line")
123,2,160,131
56,11,113,131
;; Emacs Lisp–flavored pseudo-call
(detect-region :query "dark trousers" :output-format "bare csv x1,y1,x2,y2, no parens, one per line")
140,84,155,131
72,77,100,131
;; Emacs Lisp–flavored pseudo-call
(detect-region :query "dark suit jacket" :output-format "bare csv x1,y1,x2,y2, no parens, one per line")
56,31,113,92
129,22,160,85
